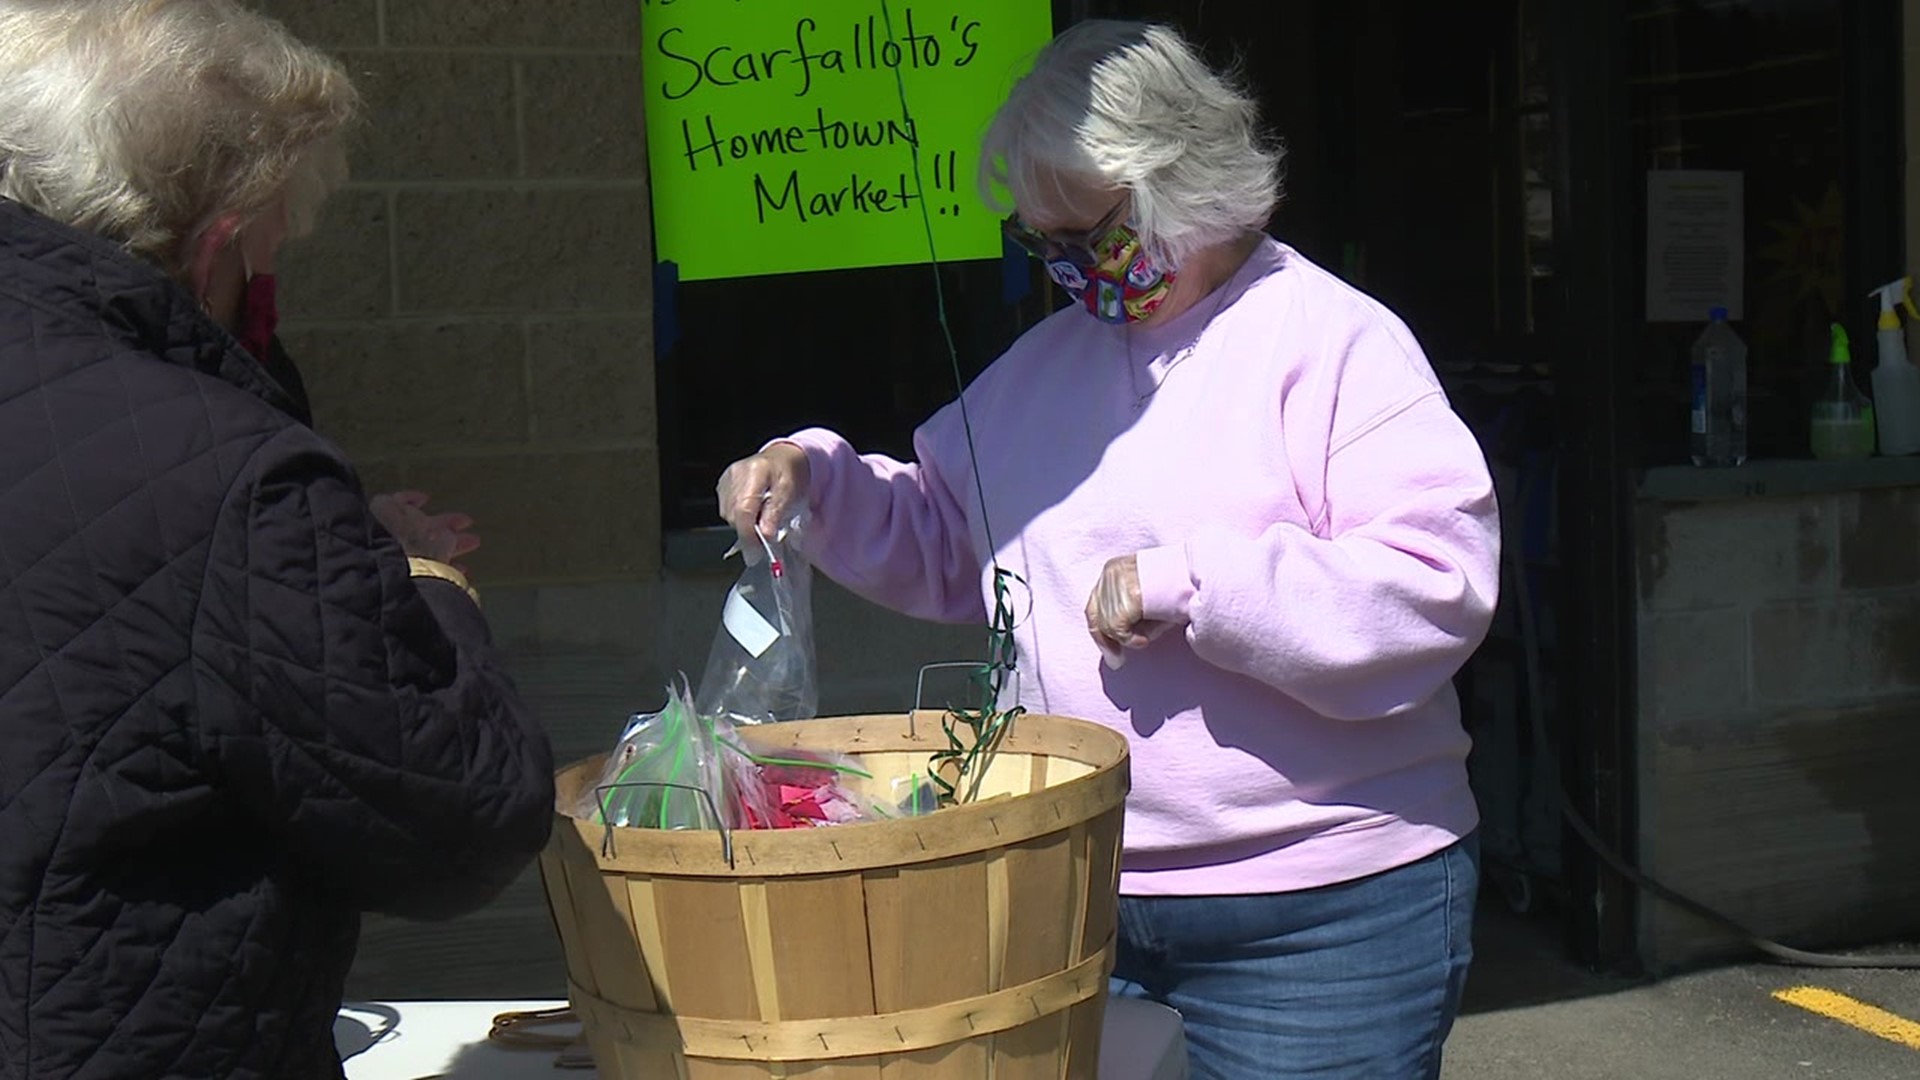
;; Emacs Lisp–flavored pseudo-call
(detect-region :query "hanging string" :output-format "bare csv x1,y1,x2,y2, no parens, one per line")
876,0,1024,802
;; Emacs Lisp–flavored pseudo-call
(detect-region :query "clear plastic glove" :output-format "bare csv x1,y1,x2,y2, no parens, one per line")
1085,554,1176,670
716,442,810,550
369,490,480,567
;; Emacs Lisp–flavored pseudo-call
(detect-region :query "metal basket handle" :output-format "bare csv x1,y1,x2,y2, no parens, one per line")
909,661,1021,738
592,781,734,868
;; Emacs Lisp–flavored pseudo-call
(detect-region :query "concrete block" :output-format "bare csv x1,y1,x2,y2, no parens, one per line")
520,55,648,178
347,457,409,500
277,191,391,320
1637,699,1920,971
1838,487,1920,589
394,189,650,314
402,448,660,583
279,321,529,456
340,53,518,181
528,581,661,655
249,0,379,48
1636,497,1833,613
1750,595,1920,704
471,583,540,652
384,0,640,50
1637,610,1748,729
528,317,654,445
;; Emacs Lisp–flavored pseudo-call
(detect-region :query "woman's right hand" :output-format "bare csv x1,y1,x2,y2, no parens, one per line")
716,442,810,546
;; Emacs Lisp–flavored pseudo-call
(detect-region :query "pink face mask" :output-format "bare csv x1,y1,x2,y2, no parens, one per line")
235,269,278,360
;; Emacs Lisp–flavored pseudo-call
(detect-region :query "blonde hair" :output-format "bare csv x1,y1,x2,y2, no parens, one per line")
0,0,360,268
979,19,1284,266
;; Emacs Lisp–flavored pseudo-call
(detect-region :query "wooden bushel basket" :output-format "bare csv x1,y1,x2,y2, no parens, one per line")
538,712,1130,1079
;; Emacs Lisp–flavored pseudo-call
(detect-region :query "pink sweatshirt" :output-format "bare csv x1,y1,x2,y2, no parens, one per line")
785,239,1500,896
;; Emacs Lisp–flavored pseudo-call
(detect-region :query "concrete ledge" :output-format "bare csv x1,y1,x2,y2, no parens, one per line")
1638,457,1920,502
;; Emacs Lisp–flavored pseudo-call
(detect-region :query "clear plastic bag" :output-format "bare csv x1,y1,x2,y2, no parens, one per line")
695,516,818,725
573,679,734,830
572,698,948,831
886,774,942,818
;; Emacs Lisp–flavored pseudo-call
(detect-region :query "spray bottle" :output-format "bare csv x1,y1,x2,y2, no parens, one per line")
1868,277,1920,456
1811,323,1876,461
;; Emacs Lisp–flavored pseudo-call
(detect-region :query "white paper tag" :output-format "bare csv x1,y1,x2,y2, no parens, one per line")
722,586,780,659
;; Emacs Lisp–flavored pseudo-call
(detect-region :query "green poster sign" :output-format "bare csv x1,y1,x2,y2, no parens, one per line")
641,0,1054,281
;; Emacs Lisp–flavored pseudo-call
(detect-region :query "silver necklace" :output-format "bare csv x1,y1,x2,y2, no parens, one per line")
1124,279,1236,410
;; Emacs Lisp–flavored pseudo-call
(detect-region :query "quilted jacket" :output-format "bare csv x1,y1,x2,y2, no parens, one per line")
0,197,557,1079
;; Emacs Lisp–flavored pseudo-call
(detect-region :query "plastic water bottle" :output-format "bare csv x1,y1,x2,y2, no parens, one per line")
1690,307,1747,466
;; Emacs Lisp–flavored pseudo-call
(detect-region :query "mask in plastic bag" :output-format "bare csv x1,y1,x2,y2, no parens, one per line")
695,515,818,725
575,679,735,830
723,745,941,828
572,688,947,831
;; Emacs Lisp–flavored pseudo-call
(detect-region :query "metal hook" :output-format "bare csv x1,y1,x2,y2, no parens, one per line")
908,661,1025,739
594,781,735,868
909,661,995,737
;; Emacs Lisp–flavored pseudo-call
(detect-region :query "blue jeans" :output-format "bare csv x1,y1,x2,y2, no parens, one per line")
1110,833,1479,1080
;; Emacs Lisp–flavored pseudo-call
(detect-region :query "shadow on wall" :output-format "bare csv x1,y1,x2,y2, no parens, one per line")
1778,702,1920,944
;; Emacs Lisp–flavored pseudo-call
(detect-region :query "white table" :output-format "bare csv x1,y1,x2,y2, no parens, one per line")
337,998,1187,1080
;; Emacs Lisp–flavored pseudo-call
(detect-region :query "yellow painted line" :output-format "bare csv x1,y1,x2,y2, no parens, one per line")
1773,986,1920,1051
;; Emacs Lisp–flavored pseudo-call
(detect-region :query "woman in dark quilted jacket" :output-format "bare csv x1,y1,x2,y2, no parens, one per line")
0,3,558,1078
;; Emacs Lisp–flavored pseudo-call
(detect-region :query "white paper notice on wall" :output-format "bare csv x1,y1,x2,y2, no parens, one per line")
722,585,780,659
1646,170,1744,323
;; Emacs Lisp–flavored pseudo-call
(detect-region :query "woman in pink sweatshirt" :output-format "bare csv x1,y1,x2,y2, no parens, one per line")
719,19,1500,1080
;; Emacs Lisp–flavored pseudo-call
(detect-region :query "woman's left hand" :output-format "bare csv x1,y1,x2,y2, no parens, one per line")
370,490,480,569
1086,554,1174,669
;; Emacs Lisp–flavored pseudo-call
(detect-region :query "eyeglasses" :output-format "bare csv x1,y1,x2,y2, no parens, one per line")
1002,197,1130,268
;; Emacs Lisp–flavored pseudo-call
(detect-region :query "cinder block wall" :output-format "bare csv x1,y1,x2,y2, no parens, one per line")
1634,489,1920,969
258,0,659,586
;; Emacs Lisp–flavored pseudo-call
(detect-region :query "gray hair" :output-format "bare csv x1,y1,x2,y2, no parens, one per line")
0,0,359,269
978,19,1284,266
